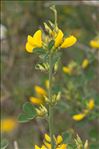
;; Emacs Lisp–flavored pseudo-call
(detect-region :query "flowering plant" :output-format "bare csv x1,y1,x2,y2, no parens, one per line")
18,5,98,149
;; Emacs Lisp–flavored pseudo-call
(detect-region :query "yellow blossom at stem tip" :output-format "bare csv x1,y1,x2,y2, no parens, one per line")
54,29,63,48
61,35,77,48
25,30,42,53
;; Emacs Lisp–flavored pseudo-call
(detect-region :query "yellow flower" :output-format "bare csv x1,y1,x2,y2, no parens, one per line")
44,142,51,149
60,35,77,48
26,30,42,53
90,39,99,49
30,97,44,105
63,66,72,75
34,86,47,96
56,135,63,145
54,29,63,48
56,144,67,149
45,134,51,142
88,99,95,110
34,134,67,149
35,145,41,149
82,59,89,69
54,29,77,49
0,118,17,133
72,113,85,121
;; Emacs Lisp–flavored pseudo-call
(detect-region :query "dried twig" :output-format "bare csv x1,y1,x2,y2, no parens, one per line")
14,141,19,149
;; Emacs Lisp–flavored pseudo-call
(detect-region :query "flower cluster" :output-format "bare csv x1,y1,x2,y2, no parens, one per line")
35,134,67,149
72,99,95,121
25,24,77,53
63,58,89,75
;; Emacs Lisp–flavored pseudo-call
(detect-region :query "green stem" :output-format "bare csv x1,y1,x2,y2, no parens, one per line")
48,53,54,149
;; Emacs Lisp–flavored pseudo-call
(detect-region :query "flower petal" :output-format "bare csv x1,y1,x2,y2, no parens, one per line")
34,86,47,96
30,97,44,105
72,113,85,121
33,30,42,47
25,42,34,53
27,35,34,46
61,35,77,48
35,145,41,149
45,134,51,142
62,66,72,75
56,135,63,145
55,29,63,48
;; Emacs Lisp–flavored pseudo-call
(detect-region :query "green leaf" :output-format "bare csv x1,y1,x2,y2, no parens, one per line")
18,113,32,123
18,102,37,123
23,102,36,116
0,139,8,149
48,40,55,50
62,131,72,143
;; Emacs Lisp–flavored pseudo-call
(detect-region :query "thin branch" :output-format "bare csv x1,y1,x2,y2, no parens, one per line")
14,141,19,149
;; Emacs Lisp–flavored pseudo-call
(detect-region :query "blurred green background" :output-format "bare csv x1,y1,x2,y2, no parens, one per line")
1,1,99,149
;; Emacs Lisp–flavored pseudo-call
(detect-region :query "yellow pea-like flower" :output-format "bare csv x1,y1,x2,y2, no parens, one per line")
88,99,95,110
41,145,47,149
72,113,85,121
26,42,35,53
61,35,77,48
35,145,41,149
56,135,63,145
60,144,67,149
34,85,47,96
27,35,35,45
44,141,51,149
30,96,44,105
33,30,42,47
90,40,99,49
57,144,67,149
0,118,17,133
45,134,51,142
54,29,63,48
82,59,89,69
63,66,72,75
25,30,42,53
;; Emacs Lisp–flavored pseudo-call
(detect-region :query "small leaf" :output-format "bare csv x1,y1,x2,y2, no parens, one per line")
18,102,37,123
23,102,36,116
62,132,72,143
48,40,55,50
18,113,36,123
